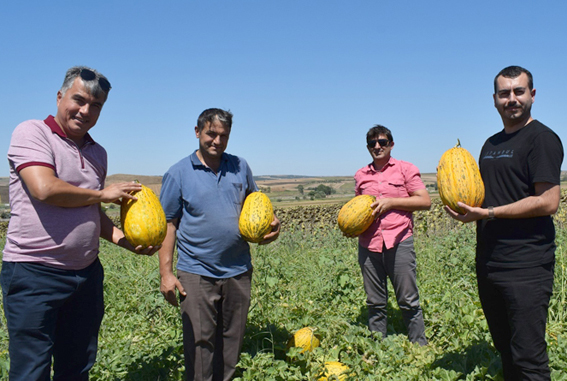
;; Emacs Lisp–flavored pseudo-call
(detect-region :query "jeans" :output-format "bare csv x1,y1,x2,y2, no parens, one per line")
1,259,105,381
358,236,427,345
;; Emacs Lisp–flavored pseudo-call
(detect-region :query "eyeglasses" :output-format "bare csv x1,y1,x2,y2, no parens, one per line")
79,68,111,93
367,139,390,148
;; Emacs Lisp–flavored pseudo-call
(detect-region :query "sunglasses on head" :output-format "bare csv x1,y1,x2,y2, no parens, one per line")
79,68,111,93
367,139,390,148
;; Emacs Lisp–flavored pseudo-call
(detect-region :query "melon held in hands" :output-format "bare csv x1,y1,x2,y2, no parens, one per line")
239,192,274,243
436,139,485,214
120,183,167,248
337,194,376,236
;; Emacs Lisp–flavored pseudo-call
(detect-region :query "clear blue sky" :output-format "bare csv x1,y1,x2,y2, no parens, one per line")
1,1,565,178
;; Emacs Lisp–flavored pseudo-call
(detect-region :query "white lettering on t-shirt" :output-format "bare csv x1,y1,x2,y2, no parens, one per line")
482,150,514,160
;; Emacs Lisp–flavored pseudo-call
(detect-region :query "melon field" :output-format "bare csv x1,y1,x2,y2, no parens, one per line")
0,192,566,380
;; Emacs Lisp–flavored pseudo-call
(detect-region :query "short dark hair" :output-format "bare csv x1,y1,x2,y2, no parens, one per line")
366,125,393,144
197,108,233,131
494,66,533,92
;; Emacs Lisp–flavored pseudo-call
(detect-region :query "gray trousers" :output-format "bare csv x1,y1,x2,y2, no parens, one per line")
178,268,252,381
358,236,427,345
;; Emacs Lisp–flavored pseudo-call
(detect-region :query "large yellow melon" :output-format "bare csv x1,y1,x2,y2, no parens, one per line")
286,327,320,353
120,184,167,248
337,195,376,236
437,139,485,214
318,361,350,381
239,192,274,243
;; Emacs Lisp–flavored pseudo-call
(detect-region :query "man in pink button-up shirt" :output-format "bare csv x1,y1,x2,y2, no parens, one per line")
353,124,430,345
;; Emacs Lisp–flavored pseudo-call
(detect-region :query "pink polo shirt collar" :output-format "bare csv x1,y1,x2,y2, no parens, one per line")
44,115,96,144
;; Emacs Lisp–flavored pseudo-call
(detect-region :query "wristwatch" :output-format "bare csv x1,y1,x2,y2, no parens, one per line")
487,206,495,220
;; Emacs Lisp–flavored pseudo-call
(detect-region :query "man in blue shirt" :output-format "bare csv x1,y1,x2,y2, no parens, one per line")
159,108,280,381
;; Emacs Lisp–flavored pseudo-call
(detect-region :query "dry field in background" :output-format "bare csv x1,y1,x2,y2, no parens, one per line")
105,173,440,208
1,171,565,210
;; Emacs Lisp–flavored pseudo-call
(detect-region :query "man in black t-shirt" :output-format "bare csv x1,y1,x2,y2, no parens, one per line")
445,66,563,380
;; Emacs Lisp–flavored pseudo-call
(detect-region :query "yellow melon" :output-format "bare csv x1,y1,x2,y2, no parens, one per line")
337,195,376,236
120,184,167,248
437,139,485,214
287,327,320,353
318,361,350,381
239,192,274,243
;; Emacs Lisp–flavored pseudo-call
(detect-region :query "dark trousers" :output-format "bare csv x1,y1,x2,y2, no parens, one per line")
358,236,427,346
178,269,252,381
477,263,554,381
1,259,105,381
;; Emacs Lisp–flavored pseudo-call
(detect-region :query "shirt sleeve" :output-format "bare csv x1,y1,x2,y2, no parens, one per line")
160,170,184,220
354,169,363,196
529,130,564,185
8,121,55,173
402,162,426,193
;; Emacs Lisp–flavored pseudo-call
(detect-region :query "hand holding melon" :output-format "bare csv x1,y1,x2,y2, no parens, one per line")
120,183,167,250
239,192,276,243
337,195,376,237
436,139,485,215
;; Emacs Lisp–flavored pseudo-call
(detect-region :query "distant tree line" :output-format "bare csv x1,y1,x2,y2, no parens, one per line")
426,183,438,191
305,184,336,200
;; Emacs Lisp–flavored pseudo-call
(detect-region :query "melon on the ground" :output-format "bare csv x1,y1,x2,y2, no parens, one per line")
286,327,320,353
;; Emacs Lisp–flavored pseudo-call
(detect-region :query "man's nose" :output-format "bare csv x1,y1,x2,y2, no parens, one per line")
78,103,90,115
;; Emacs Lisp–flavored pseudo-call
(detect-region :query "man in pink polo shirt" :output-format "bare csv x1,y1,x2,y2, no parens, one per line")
353,124,431,346
1,66,159,380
